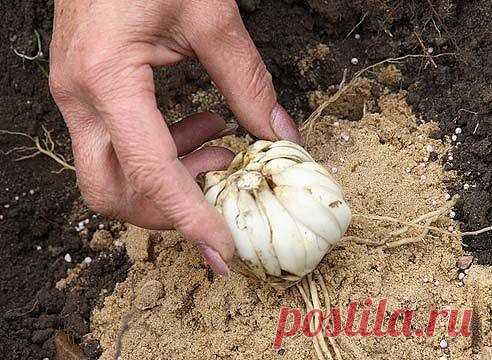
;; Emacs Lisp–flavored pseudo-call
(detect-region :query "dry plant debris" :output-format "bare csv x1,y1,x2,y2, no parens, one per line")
0,126,75,173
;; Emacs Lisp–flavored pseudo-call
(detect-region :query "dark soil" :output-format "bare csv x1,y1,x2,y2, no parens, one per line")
0,0,490,359
0,1,131,359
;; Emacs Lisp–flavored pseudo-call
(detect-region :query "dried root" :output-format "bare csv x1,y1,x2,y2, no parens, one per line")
297,271,342,360
347,195,492,248
0,126,75,173
13,29,44,61
300,52,456,143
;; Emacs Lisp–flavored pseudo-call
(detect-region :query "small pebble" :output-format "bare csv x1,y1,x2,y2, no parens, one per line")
35,245,42,251
457,255,473,270
340,133,350,141
84,219,90,224
427,47,434,54
64,254,72,263
84,257,92,264
14,196,19,201
448,226,454,232
4,204,10,209
451,134,457,142
439,339,448,349
0,215,3,221
354,33,360,39
463,183,470,190
331,167,338,174
448,155,453,161
98,223,105,230
405,167,411,173
92,214,97,219
350,57,359,65
22,192,26,196
454,127,462,134
29,189,35,195
449,210,456,219
458,272,466,281
114,240,123,247
423,157,429,162
445,193,451,200
420,175,427,183
426,144,434,152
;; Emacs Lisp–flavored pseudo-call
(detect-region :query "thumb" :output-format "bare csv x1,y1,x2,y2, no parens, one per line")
186,2,301,144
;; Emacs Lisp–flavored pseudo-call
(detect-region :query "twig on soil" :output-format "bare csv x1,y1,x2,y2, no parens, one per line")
300,52,456,142
425,0,458,51
389,196,457,236
461,226,492,236
352,53,456,79
431,18,442,38
384,218,432,249
353,213,457,237
338,68,348,89
348,196,492,248
414,31,437,68
13,29,44,61
0,126,75,173
345,12,368,39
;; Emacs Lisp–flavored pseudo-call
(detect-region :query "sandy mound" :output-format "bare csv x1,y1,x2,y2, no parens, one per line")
87,80,492,359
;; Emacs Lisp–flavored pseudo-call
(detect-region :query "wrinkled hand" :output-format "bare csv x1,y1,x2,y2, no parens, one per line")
49,0,301,274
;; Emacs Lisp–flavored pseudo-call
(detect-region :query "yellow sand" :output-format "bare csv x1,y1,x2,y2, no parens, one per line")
87,78,492,360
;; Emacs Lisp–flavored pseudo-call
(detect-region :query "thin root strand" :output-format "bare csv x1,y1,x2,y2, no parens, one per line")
13,30,44,61
0,126,75,173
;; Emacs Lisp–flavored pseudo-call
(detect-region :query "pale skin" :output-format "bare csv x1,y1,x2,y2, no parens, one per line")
49,0,301,274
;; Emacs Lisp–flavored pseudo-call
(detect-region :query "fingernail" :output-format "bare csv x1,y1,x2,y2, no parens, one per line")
214,123,239,138
200,245,230,276
270,104,302,144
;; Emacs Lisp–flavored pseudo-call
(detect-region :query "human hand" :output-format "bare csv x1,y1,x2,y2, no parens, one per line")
49,0,301,274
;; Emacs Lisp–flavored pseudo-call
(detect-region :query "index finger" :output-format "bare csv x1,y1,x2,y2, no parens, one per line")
184,1,301,144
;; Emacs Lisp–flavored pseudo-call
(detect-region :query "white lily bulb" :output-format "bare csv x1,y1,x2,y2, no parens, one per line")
203,140,351,288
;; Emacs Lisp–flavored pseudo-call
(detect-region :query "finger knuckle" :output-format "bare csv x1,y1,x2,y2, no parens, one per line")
75,52,110,95
49,72,72,105
193,0,239,36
